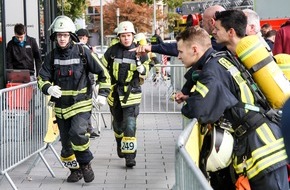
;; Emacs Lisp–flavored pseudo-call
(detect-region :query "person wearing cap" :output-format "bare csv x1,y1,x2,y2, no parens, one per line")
76,28,95,51
101,21,150,168
37,15,111,183
76,28,100,139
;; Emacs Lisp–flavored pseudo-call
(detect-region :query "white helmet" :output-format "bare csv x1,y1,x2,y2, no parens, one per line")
49,15,76,33
135,33,147,45
114,27,118,34
200,126,234,172
117,21,136,36
48,15,79,42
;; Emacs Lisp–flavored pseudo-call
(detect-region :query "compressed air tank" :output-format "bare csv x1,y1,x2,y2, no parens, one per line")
236,35,290,109
274,54,290,81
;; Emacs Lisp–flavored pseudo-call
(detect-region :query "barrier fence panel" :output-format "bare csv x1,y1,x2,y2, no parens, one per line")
98,64,186,114
173,119,213,190
93,64,186,131
0,82,58,190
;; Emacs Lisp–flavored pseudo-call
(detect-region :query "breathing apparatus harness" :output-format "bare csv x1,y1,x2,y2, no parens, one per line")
207,51,281,138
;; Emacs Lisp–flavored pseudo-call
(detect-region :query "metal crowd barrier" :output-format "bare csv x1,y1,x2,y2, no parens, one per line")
0,82,61,190
92,63,186,132
173,118,213,190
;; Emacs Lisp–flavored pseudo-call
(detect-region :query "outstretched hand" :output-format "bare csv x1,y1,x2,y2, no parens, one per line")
129,45,152,56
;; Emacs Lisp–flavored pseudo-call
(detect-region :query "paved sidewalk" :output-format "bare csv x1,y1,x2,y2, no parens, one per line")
0,113,183,190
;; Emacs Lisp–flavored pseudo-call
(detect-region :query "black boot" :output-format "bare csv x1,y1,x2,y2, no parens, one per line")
67,168,83,183
80,162,95,183
116,137,125,158
125,153,136,168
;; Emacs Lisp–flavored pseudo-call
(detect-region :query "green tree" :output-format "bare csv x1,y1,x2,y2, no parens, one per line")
57,0,89,21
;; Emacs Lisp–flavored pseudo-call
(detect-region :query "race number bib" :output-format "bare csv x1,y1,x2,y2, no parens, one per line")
61,154,80,169
121,137,137,153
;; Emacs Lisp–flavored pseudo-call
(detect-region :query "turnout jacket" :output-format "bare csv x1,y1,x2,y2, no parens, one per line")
6,35,42,75
182,48,287,180
38,42,111,119
102,42,150,107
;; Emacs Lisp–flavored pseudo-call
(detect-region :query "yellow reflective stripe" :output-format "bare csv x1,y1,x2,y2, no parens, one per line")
92,53,111,86
238,41,262,62
38,78,52,90
143,59,150,76
115,132,124,138
101,56,108,68
54,100,92,119
72,140,90,151
246,149,287,179
61,154,76,161
234,138,286,178
218,57,254,105
190,85,196,93
196,81,208,98
113,61,119,80
61,87,87,96
256,123,276,144
120,94,142,106
62,106,92,119
99,83,111,90
126,64,135,83
278,64,290,70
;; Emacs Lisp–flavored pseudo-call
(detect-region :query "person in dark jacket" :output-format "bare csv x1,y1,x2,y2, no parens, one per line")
6,23,42,80
38,15,111,183
177,10,288,190
134,5,225,57
264,29,276,50
150,28,163,45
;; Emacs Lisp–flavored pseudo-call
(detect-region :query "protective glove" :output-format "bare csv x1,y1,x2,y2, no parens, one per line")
137,65,145,74
95,95,107,107
47,85,62,98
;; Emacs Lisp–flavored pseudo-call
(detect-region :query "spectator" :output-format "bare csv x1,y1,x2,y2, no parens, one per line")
150,28,163,45
261,23,272,37
6,23,42,80
243,9,272,54
76,28,94,51
202,4,226,51
273,18,290,55
134,5,226,57
76,28,100,139
264,29,277,50
101,21,150,168
212,9,288,190
37,15,111,183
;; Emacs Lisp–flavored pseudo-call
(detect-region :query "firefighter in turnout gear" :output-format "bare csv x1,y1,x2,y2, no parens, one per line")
37,15,111,183
176,24,288,190
101,21,150,167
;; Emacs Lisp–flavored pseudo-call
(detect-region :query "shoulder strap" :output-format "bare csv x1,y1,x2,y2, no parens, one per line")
210,51,271,110
77,44,87,65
